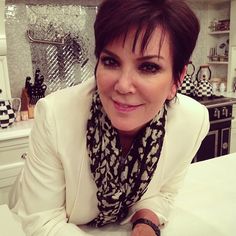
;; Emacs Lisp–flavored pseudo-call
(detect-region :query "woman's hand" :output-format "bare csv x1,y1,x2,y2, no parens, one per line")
131,223,156,236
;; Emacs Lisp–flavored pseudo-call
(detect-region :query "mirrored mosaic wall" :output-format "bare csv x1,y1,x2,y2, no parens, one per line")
26,4,97,93
5,0,102,97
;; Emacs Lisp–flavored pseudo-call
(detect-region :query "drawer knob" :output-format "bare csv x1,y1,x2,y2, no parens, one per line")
222,142,228,150
21,152,28,159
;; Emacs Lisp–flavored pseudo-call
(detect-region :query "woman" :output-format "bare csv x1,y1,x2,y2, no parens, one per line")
9,0,209,235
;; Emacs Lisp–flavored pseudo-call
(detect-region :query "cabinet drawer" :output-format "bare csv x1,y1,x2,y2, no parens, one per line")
0,162,24,204
0,185,12,205
0,137,29,165
0,162,23,188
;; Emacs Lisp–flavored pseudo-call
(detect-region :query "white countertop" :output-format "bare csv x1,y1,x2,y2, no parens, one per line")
161,153,236,236
80,153,236,236
0,153,236,236
0,120,34,141
0,205,25,236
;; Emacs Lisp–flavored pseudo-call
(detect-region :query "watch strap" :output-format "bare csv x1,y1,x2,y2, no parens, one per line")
132,218,161,236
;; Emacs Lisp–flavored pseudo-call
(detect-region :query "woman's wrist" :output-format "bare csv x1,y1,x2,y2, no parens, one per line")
131,209,161,236
132,218,161,236
131,209,160,225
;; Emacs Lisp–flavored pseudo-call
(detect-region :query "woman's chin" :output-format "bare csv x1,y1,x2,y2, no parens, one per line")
111,121,143,136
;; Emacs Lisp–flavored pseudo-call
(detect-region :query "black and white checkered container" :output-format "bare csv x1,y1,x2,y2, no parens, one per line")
178,61,195,96
178,74,195,96
0,100,16,128
194,80,213,97
194,65,213,97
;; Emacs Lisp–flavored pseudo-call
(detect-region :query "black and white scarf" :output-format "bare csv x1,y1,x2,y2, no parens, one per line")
86,91,167,227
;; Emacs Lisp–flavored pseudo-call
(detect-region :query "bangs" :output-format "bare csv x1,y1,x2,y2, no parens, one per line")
94,1,167,58
131,21,167,56
112,21,167,57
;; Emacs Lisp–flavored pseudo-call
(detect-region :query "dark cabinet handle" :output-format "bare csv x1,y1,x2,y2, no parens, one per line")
21,152,27,160
222,142,228,150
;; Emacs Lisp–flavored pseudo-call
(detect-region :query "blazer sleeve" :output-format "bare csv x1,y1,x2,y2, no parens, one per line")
8,98,94,236
121,103,210,226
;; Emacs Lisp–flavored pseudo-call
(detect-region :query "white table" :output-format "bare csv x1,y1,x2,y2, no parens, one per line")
161,153,236,236
82,153,236,236
1,153,236,236
0,204,25,236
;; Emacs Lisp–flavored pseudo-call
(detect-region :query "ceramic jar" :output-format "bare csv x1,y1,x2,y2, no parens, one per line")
194,65,213,97
0,98,21,128
178,61,195,96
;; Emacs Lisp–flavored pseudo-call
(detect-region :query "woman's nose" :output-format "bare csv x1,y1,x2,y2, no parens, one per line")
114,70,136,94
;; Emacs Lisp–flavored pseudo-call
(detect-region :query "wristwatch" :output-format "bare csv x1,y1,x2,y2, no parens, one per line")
132,218,161,236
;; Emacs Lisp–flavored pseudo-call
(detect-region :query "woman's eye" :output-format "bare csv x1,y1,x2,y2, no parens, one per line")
100,56,119,68
139,62,160,74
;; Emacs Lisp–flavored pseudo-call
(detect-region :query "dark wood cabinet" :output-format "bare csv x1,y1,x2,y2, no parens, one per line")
194,118,232,162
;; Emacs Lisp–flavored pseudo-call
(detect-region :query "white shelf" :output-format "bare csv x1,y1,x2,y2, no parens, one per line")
188,0,230,3
208,61,228,65
208,30,230,35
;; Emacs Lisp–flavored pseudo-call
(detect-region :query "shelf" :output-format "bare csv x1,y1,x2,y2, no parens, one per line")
188,0,230,3
208,61,228,65
208,30,230,35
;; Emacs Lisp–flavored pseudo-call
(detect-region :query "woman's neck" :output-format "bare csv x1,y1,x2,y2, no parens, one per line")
118,131,137,157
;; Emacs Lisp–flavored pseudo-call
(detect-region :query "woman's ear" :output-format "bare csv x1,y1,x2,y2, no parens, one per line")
167,66,187,100
179,65,187,87
167,82,179,100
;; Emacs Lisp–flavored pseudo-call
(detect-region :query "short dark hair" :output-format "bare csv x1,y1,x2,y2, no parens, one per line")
94,0,200,85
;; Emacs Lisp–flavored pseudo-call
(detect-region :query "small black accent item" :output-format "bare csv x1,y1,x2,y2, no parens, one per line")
132,218,161,236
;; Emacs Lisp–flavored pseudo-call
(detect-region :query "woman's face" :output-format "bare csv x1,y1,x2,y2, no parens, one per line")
96,27,177,135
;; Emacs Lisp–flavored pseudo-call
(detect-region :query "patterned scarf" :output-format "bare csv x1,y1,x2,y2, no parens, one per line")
86,91,167,227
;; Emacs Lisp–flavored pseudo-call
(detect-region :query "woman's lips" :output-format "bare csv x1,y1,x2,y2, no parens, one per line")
113,100,142,112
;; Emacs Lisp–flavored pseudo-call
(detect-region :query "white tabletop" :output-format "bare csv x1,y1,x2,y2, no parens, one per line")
0,204,25,236
161,153,236,236
81,153,236,236
1,153,236,235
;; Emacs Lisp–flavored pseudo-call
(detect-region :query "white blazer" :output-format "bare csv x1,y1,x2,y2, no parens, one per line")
9,77,209,236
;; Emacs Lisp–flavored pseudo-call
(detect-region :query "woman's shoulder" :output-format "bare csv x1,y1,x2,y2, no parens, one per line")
42,77,96,108
163,94,209,161
170,93,207,116
167,93,209,129
46,77,95,100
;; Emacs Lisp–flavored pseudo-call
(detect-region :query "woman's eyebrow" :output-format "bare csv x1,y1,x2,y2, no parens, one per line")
101,49,119,59
101,49,164,61
137,55,164,61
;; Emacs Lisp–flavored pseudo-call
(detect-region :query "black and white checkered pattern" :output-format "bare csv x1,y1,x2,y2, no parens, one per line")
194,80,213,97
0,101,16,128
178,74,195,96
